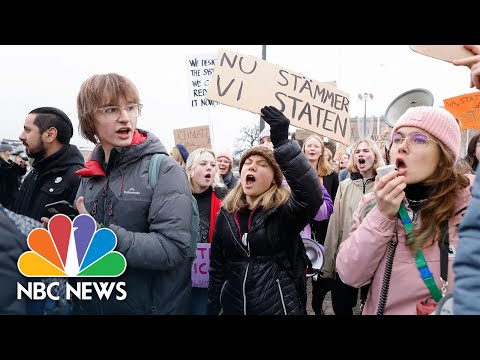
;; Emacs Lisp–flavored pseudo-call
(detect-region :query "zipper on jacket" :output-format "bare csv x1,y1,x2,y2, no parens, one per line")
102,178,109,196
118,173,125,197
219,281,227,310
276,279,287,315
243,263,250,315
222,210,250,257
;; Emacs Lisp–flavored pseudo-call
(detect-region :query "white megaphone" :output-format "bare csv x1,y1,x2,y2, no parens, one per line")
302,238,325,281
384,88,434,128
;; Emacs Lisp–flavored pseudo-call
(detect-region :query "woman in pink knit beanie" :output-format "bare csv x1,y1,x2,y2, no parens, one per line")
335,105,473,315
216,150,239,190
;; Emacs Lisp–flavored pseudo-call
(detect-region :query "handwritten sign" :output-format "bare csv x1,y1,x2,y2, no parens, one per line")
192,243,210,288
206,49,351,145
187,53,219,109
443,92,480,130
173,125,211,153
371,133,391,151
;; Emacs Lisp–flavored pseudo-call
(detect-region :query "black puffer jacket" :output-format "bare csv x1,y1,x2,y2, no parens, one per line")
207,140,323,315
13,144,84,221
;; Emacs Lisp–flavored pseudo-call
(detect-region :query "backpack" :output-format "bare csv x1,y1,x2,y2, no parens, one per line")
148,153,199,258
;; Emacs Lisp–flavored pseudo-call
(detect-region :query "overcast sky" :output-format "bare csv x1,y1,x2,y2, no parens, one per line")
0,45,475,153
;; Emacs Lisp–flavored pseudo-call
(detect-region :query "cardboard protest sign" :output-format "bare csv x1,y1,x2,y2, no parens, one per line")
206,49,351,145
443,92,480,130
192,243,210,288
173,125,211,153
371,133,391,152
187,53,219,109
409,45,474,63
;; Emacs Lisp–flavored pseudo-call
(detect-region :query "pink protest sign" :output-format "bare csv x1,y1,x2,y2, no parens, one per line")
192,243,211,288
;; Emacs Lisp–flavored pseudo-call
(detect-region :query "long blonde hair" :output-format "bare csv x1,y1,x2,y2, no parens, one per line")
302,134,332,176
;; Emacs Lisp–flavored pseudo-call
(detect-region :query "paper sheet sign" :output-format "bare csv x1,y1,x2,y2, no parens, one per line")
443,92,480,130
206,48,351,145
192,243,210,288
187,53,219,109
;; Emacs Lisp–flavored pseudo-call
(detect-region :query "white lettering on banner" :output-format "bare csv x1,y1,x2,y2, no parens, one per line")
17,281,127,301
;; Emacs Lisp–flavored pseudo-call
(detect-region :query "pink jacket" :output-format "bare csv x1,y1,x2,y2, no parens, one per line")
336,185,472,315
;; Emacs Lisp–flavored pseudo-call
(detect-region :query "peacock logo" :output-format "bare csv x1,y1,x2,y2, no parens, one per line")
18,214,126,277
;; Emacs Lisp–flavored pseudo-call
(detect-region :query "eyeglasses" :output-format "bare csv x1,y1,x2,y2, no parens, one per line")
391,132,437,149
97,104,143,121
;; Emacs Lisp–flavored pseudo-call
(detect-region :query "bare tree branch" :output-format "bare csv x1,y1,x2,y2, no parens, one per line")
233,122,260,161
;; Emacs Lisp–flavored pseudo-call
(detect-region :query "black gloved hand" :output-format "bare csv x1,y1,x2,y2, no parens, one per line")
260,106,290,147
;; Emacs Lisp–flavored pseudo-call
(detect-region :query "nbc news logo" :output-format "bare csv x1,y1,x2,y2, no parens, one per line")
17,214,127,301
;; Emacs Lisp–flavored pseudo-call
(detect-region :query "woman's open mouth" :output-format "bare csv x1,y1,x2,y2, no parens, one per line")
245,174,256,187
396,159,407,175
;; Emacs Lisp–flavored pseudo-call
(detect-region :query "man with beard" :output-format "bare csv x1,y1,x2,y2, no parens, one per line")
13,107,84,221
13,107,84,315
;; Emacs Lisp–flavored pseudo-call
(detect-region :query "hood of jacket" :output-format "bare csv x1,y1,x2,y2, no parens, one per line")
76,129,167,177
32,144,84,173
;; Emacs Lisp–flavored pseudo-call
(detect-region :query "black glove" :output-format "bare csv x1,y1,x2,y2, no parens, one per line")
260,106,290,147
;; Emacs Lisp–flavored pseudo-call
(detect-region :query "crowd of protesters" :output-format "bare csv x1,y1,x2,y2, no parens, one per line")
2,45,480,315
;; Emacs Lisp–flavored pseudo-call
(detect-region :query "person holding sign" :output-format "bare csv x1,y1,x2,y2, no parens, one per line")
452,45,480,90
207,106,324,315
186,148,228,315
73,73,195,315
335,106,472,315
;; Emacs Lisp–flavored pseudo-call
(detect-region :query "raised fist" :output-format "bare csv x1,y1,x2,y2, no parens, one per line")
260,106,290,147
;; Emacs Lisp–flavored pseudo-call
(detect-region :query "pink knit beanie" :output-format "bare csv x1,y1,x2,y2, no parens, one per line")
259,127,271,141
392,106,461,161
216,151,233,163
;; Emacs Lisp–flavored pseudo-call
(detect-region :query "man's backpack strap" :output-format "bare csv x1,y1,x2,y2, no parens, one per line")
148,153,199,258
148,153,164,188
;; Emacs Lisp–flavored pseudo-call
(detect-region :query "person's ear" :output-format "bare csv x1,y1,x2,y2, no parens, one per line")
44,127,58,143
